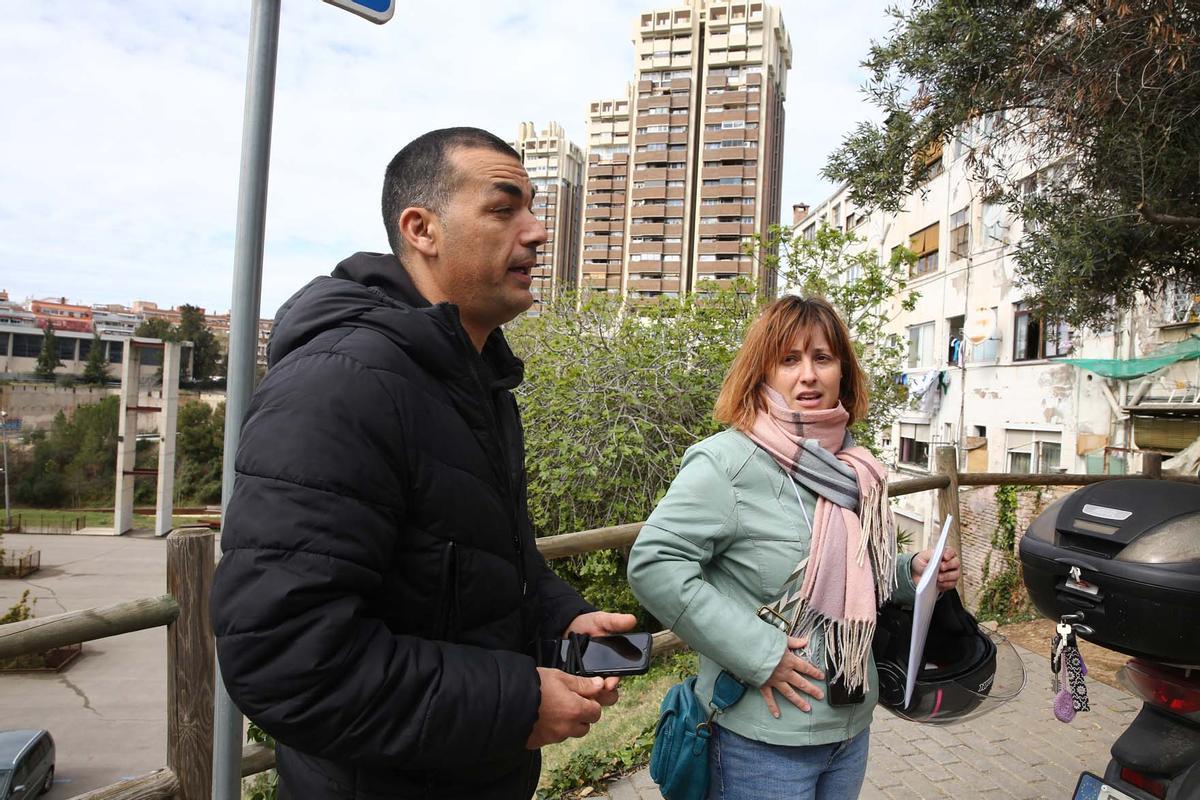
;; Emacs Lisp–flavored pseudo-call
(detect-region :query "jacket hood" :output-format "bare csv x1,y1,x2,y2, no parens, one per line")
267,251,523,389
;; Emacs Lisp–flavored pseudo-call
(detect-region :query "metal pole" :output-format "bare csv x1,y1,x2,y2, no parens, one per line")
213,2,280,799
2,410,10,530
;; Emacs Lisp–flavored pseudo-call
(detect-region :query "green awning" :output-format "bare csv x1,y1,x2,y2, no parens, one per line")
1064,336,1200,380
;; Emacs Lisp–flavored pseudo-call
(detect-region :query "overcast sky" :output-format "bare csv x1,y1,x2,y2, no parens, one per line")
0,0,895,316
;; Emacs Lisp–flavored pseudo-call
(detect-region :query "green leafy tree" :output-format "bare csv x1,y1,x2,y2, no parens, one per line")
755,222,919,450
11,398,120,507
134,317,176,341
81,333,109,386
175,401,225,504
507,286,759,615
824,0,1200,328
34,324,63,380
177,305,222,381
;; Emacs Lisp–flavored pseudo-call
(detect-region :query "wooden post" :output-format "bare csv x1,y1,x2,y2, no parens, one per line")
1142,451,1163,479
935,446,963,591
166,530,215,800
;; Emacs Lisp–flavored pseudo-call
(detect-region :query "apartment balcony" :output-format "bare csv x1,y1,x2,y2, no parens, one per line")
697,240,747,255
706,89,749,105
702,164,754,180
629,242,668,255
699,184,756,199
704,146,752,162
588,179,615,191
664,224,683,237
630,222,666,237
639,131,670,145
669,77,692,91
628,278,667,293
632,187,668,202
630,203,667,218
634,167,669,181
699,201,751,216
636,97,670,112
699,222,750,236
634,150,672,165
704,127,754,142
585,207,618,220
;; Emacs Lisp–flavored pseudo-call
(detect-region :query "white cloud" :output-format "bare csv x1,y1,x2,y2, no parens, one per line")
0,0,892,315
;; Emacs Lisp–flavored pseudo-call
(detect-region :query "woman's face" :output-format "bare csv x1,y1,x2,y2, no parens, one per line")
766,326,843,412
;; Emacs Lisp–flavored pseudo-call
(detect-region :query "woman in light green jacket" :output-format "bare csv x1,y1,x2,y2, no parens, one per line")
628,296,959,800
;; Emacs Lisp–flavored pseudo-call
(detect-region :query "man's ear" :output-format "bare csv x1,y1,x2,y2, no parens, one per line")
398,207,439,259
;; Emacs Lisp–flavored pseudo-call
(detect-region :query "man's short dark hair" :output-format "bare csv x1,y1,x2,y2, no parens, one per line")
381,127,520,257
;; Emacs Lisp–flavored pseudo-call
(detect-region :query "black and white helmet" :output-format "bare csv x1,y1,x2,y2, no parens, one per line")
872,589,1025,724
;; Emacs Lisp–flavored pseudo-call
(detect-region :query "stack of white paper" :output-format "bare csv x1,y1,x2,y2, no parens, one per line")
904,515,953,709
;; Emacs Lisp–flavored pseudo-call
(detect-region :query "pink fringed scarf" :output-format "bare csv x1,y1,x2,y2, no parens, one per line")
746,387,897,691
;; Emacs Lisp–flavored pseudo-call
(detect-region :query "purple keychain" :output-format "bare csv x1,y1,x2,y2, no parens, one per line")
1052,623,1090,723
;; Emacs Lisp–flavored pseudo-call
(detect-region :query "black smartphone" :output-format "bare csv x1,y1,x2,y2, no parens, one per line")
825,650,865,707
548,632,653,677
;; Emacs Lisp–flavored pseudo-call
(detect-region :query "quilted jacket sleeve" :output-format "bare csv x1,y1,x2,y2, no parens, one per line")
627,445,788,687
210,349,540,769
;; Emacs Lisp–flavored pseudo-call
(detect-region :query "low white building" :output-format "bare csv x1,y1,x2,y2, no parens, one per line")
798,142,1200,544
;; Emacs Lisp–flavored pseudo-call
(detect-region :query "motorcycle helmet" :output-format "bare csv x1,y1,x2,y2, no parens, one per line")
872,588,1025,724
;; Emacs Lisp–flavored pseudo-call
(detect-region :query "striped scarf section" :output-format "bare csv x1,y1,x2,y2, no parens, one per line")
746,387,897,691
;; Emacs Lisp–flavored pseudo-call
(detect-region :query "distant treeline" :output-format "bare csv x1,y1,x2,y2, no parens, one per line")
8,396,225,508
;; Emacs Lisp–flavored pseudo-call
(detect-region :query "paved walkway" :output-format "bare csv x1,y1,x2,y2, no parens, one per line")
605,646,1139,799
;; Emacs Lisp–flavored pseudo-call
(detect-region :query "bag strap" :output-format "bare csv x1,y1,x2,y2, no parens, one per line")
698,669,749,735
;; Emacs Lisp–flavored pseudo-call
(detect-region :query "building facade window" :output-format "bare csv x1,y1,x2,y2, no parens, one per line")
946,315,965,365
1006,429,1062,473
55,337,77,361
907,321,935,369
1013,301,1073,361
910,222,940,277
898,423,932,469
915,140,944,182
12,334,42,358
950,207,970,261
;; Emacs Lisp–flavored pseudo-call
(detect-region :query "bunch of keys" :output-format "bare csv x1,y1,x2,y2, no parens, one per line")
1050,613,1091,722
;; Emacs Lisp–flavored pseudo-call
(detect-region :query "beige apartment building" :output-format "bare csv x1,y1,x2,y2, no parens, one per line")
580,0,792,301
510,122,585,312
798,141,1200,548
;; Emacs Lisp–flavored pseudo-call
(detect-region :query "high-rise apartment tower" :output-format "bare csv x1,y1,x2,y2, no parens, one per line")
510,121,585,312
580,0,791,300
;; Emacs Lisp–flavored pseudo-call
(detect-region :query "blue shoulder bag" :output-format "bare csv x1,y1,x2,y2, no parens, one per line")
649,670,747,800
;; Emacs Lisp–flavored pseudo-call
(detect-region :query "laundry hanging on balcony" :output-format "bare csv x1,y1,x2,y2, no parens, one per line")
903,369,947,414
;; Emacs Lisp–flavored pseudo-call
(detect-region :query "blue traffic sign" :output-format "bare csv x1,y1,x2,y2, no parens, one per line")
323,0,394,24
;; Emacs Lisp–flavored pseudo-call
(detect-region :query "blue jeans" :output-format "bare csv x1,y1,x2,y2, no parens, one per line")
707,725,870,800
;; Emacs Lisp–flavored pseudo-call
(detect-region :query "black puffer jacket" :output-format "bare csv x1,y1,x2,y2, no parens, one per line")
211,252,594,799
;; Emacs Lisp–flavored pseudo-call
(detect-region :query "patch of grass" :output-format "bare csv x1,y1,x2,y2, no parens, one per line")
538,650,696,799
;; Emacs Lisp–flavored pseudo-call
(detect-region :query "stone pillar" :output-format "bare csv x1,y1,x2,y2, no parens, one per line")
156,342,181,536
113,344,142,535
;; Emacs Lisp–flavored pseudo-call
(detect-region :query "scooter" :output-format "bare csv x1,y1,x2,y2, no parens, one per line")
1017,479,1200,800
1075,656,1200,800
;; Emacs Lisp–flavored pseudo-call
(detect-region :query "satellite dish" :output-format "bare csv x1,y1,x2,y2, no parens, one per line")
964,307,998,344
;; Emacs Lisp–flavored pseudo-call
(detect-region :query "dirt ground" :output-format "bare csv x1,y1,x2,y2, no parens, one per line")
999,617,1130,690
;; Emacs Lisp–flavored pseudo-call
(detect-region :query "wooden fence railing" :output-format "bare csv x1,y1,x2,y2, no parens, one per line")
0,448,1188,798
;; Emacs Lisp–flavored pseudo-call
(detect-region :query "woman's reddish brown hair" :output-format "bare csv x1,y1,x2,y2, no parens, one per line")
714,294,869,431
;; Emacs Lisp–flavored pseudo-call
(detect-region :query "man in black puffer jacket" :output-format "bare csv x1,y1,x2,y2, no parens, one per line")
211,128,636,799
